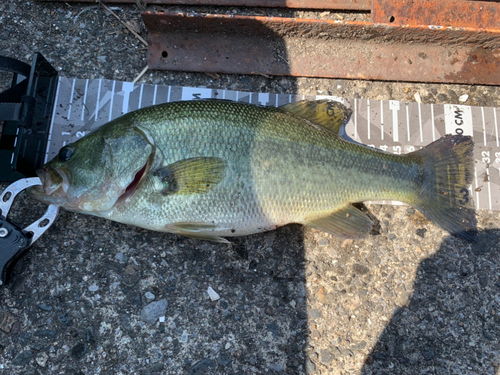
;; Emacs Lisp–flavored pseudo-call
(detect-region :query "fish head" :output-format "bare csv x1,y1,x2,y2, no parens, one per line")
28,123,154,213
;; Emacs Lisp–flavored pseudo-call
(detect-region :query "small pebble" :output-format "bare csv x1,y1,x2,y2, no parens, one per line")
318,238,329,246
37,303,53,312
320,349,335,363
140,299,168,324
268,363,284,372
36,352,48,367
305,358,316,373
145,291,155,301
179,330,189,343
459,94,469,102
310,309,322,319
88,285,99,292
207,286,220,301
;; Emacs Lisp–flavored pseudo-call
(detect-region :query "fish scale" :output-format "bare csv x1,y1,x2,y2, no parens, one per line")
29,100,477,242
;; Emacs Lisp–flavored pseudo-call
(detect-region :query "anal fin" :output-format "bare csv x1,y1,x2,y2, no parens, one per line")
305,205,374,239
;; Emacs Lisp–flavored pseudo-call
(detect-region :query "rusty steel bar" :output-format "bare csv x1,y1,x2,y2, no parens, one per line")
42,0,372,10
373,0,500,30
142,12,500,85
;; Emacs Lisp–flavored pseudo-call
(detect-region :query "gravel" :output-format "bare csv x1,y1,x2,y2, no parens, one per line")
1,1,500,374
140,299,168,324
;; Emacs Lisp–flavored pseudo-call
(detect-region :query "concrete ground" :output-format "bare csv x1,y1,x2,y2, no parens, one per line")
1,1,500,374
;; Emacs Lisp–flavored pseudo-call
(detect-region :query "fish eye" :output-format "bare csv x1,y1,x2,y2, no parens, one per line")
59,145,75,162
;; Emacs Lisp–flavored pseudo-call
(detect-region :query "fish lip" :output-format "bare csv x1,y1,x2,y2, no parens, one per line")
36,166,70,196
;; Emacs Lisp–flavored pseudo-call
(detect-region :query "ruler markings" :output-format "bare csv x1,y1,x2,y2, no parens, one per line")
45,77,62,163
406,104,410,142
138,84,144,109
81,79,89,121
67,79,76,121
95,79,102,122
482,107,487,147
487,167,492,210
46,79,500,211
108,81,116,122
389,100,399,143
494,108,499,148
380,101,384,141
418,102,423,142
431,104,436,142
354,99,358,139
367,100,370,140
121,82,134,114
475,168,480,209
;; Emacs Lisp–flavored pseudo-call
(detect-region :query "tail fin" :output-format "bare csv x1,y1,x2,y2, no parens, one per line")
411,134,477,242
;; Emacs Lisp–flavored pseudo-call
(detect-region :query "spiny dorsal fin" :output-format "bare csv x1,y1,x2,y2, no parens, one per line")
154,157,226,195
304,204,374,239
280,100,352,134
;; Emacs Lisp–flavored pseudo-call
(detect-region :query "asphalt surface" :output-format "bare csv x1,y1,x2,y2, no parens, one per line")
1,1,500,374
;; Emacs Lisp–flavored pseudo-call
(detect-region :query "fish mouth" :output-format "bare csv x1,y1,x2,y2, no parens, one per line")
31,166,70,197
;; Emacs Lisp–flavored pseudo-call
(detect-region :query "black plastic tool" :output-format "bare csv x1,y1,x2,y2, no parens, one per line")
0,53,58,182
0,178,59,284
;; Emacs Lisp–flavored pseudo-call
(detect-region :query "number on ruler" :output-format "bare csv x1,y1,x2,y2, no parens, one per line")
380,145,388,152
393,146,402,155
495,152,500,164
454,108,465,135
76,131,86,138
326,102,336,117
458,187,469,205
482,151,491,164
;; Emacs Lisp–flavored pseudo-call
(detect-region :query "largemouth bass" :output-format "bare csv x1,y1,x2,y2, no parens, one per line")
28,100,477,242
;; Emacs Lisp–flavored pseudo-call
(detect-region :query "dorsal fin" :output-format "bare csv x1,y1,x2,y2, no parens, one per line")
280,100,352,134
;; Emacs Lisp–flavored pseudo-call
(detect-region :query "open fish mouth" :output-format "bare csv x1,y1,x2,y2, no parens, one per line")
115,160,149,205
28,166,71,203
39,166,70,196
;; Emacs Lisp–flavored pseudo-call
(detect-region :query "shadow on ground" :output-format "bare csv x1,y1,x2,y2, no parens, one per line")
1,197,310,374
362,229,500,375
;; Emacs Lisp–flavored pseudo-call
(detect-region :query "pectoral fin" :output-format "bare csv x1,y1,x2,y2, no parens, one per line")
280,100,352,135
165,222,230,243
154,157,226,195
305,204,374,239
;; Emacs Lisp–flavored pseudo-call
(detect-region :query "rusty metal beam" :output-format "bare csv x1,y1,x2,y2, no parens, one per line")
143,12,500,85
42,0,372,11
373,0,500,30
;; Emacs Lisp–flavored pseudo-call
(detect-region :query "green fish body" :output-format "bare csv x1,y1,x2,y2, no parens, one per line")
28,100,477,242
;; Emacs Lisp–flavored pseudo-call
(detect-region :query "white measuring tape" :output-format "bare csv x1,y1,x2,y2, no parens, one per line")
47,78,499,210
